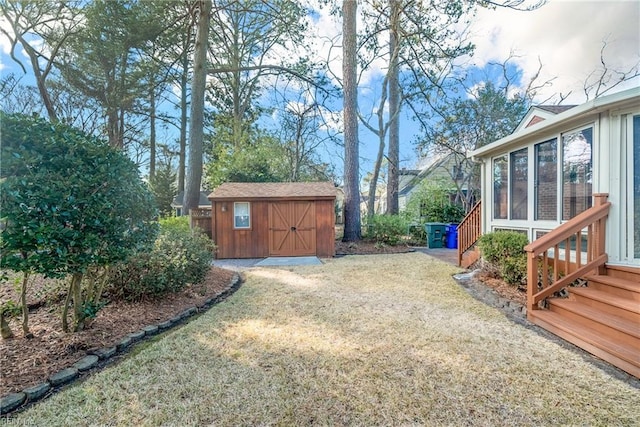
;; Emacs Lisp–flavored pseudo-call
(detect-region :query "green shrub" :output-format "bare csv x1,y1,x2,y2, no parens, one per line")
159,216,191,234
365,214,408,245
405,178,465,223
406,224,427,245
477,231,529,286
108,224,216,301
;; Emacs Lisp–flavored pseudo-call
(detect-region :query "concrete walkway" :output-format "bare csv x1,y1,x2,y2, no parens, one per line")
215,256,322,271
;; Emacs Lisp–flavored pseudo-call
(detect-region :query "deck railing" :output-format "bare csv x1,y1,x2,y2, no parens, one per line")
457,200,482,266
524,194,610,316
190,208,213,238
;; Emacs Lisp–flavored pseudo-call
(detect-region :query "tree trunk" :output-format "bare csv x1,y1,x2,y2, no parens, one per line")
20,36,58,122
0,311,13,340
179,51,189,193
107,108,120,148
386,0,400,215
70,273,85,332
149,79,157,179
184,0,211,214
366,74,389,219
342,0,361,241
20,271,32,338
61,278,73,333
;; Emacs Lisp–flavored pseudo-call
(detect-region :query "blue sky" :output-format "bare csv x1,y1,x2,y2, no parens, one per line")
1,0,638,180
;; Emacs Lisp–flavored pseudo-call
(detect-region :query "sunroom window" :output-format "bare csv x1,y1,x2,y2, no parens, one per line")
562,127,593,220
535,138,558,220
510,148,528,220
493,156,508,219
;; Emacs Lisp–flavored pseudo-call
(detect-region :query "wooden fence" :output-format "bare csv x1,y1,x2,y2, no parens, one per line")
190,208,212,238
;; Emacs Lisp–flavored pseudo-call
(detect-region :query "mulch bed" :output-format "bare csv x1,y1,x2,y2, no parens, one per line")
335,240,414,255
0,267,235,397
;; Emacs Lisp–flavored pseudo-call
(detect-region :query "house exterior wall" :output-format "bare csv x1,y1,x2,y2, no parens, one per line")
212,198,335,259
473,89,640,267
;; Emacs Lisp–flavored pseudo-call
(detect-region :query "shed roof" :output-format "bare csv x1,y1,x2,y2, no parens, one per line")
208,182,336,200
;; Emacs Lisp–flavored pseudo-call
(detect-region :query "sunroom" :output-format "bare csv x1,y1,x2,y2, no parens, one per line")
470,88,640,268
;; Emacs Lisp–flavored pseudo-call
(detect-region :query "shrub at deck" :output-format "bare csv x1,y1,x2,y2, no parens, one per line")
477,231,529,287
108,217,215,301
0,113,157,333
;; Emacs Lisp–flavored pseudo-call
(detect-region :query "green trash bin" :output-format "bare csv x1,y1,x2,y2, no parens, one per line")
424,222,446,248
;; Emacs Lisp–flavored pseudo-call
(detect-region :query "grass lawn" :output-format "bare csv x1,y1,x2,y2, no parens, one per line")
5,253,639,426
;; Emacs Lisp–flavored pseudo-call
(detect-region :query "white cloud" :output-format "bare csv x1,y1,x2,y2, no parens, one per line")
469,0,640,103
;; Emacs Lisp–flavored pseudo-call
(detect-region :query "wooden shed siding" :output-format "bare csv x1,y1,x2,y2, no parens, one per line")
213,201,268,258
315,199,336,257
212,198,335,259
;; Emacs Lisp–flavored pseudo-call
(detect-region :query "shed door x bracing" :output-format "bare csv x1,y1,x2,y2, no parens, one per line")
269,201,316,256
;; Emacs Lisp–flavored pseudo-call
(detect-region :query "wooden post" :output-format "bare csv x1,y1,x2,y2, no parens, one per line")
526,251,537,318
592,193,608,274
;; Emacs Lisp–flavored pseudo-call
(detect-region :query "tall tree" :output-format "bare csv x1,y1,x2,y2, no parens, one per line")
58,0,161,148
205,0,309,150
342,0,361,241
416,79,531,210
0,0,81,122
386,0,401,214
184,0,211,214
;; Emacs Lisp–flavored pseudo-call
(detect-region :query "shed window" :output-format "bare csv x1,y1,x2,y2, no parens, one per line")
234,202,250,229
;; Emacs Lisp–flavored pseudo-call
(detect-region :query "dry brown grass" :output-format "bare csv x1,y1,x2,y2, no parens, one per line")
4,252,639,426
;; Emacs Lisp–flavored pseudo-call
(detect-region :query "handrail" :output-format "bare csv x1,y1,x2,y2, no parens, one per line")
457,200,482,266
525,194,610,315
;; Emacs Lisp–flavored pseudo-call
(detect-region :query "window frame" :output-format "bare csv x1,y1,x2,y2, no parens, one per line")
233,202,251,229
561,125,594,221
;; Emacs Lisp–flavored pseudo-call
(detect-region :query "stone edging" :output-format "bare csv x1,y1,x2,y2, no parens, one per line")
0,273,242,416
452,270,527,321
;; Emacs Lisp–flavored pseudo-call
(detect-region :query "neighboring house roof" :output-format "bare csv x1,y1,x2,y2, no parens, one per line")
398,153,467,197
514,104,577,132
171,191,211,208
208,182,336,200
472,87,640,159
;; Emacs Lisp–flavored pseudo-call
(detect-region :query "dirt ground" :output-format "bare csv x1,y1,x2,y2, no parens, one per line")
1,241,522,397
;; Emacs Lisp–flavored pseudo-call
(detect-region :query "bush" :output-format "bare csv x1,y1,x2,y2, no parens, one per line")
406,224,427,246
365,214,408,245
477,231,529,287
108,222,216,301
0,112,157,332
405,178,465,223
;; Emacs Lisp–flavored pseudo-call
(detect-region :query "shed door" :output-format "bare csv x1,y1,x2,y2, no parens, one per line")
269,201,316,256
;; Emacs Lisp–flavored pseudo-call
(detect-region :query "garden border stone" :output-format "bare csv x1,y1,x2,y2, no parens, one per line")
0,272,242,416
23,383,50,402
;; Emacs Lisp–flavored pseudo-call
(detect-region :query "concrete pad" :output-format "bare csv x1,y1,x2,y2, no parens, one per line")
255,256,322,267
214,258,262,271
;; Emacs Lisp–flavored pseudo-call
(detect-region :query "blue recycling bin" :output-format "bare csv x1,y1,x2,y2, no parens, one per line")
446,223,459,249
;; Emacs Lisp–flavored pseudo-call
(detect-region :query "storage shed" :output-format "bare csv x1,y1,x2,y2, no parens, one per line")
208,182,336,259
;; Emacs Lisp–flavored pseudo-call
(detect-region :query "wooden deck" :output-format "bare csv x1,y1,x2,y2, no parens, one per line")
528,265,640,377
456,194,639,378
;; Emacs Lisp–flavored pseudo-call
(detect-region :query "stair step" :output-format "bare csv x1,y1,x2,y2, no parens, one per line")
605,265,640,282
570,287,640,318
585,274,640,300
530,310,640,377
548,298,640,342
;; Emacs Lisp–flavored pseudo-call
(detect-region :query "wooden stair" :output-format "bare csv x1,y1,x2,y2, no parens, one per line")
460,247,480,269
528,265,640,378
